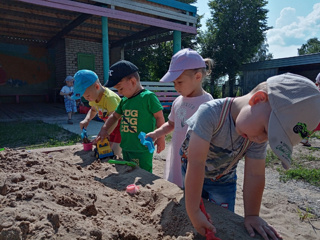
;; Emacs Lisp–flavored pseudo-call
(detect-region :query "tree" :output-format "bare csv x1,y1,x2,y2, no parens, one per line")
298,38,320,55
125,42,173,81
124,0,199,82
199,0,270,96
248,37,273,63
125,34,199,82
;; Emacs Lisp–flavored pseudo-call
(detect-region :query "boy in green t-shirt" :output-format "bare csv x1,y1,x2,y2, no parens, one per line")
96,60,165,172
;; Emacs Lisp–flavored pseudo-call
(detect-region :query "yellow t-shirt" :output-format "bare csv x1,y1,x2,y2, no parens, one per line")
89,87,121,121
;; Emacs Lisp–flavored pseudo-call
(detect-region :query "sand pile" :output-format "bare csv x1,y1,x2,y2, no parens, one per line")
0,144,319,239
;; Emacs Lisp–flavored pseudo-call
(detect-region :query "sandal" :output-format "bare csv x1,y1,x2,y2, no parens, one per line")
301,141,311,147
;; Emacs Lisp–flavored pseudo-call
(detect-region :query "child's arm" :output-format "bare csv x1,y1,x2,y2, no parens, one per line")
153,110,166,153
79,107,97,130
185,132,216,236
60,90,71,99
94,112,121,143
243,156,281,240
104,111,120,135
146,120,174,141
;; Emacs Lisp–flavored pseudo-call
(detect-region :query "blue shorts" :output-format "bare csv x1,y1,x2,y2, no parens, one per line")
64,98,77,113
181,161,237,212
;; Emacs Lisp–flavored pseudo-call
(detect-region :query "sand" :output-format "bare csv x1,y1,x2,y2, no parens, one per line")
0,143,319,240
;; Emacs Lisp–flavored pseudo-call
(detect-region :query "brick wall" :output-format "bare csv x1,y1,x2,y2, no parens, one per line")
65,38,104,83
54,39,66,88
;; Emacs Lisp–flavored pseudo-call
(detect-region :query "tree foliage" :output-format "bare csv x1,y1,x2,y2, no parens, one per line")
124,0,199,82
298,38,320,55
125,42,173,82
125,35,199,82
248,37,273,63
199,0,270,96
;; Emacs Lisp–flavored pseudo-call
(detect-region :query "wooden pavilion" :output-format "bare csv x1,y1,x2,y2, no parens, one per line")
0,0,198,103
241,53,320,94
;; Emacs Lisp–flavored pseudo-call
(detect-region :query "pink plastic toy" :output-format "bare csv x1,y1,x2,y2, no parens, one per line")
200,199,221,240
83,142,93,151
126,184,139,194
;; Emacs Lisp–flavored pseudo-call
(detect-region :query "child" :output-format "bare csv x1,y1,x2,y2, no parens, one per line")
71,70,122,157
60,76,77,124
316,72,320,89
146,48,213,187
96,60,165,173
181,73,320,239
300,72,320,146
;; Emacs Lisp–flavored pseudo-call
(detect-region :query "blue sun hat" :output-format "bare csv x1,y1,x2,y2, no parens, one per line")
71,70,98,100
65,76,74,82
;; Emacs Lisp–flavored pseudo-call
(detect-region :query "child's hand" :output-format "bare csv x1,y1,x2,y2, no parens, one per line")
244,216,282,240
191,208,216,237
145,131,157,141
154,136,165,153
80,120,89,130
93,127,110,145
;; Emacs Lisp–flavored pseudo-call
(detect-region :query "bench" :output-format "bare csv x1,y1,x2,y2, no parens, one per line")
111,81,179,110
141,81,178,110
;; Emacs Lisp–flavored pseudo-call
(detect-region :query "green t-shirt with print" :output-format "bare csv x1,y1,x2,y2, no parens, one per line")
115,89,163,152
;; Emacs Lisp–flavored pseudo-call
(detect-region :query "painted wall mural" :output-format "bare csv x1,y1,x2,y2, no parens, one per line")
0,43,55,95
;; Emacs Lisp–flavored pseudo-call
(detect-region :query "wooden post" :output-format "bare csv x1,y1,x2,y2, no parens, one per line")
102,17,109,85
173,30,181,54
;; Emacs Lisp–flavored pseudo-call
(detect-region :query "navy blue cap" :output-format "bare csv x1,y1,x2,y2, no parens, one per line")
105,60,138,87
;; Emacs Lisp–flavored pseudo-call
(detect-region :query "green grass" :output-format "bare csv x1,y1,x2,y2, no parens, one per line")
297,207,316,221
303,154,318,162
265,149,279,167
163,111,170,122
266,149,320,187
162,110,173,142
165,132,172,142
280,168,320,187
0,120,81,149
308,146,320,152
311,131,320,140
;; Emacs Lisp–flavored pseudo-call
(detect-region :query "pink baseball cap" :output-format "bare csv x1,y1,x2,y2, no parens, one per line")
316,72,320,84
160,48,206,83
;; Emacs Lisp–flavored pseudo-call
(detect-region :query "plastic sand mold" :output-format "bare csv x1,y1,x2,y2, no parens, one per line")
138,132,155,153
108,159,137,167
126,184,139,194
81,128,89,143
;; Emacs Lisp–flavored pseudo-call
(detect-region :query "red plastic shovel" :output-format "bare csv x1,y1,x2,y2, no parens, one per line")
199,199,221,240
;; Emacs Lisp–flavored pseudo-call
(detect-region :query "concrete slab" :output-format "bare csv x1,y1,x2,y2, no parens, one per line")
43,113,104,140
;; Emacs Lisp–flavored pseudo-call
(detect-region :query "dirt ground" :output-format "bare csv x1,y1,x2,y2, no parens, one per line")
0,142,319,240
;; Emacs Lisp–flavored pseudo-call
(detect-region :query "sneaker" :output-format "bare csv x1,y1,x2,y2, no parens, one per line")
300,139,311,147
67,119,73,124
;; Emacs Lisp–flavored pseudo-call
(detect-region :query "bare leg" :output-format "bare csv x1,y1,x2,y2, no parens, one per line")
110,142,122,158
67,112,73,124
